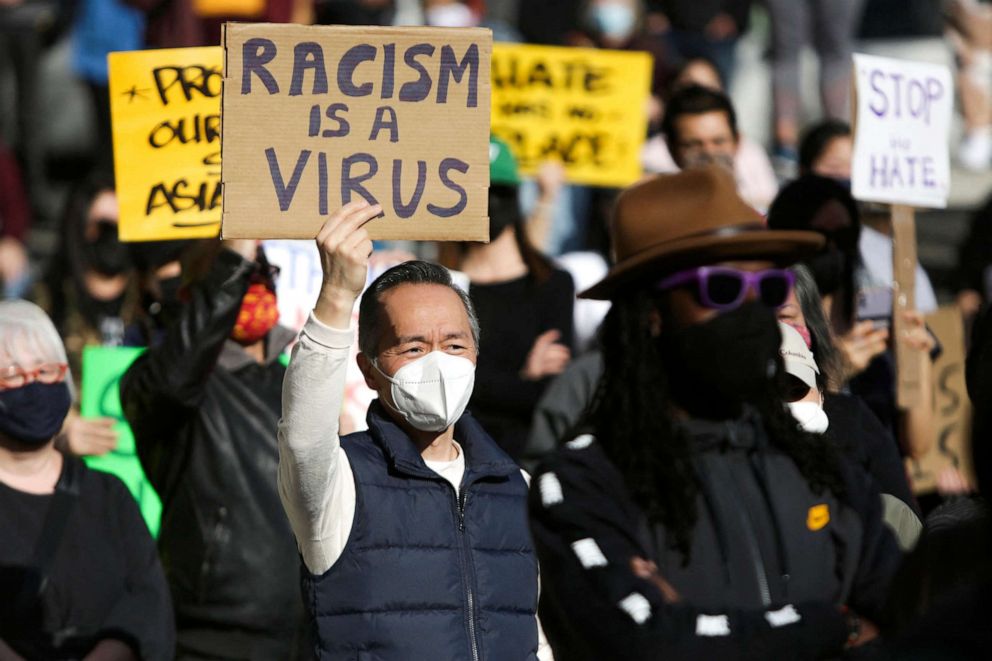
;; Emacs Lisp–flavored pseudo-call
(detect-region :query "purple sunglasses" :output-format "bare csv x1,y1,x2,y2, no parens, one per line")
656,266,795,311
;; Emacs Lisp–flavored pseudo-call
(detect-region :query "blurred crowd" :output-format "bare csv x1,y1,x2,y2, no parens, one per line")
2,0,992,660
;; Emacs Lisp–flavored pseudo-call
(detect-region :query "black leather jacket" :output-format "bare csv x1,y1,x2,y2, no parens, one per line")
121,249,304,659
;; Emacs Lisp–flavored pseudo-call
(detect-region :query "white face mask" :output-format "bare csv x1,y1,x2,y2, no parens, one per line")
590,3,636,40
425,3,475,27
787,401,830,434
375,351,476,432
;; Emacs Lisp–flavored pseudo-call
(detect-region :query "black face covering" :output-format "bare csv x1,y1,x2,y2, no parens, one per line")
489,186,521,241
143,275,184,330
82,221,131,276
804,248,846,297
0,382,72,446
659,301,782,420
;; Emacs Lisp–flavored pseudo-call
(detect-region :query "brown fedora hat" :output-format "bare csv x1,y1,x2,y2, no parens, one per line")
580,166,825,300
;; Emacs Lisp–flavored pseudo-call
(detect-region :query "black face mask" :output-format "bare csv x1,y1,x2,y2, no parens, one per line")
83,221,131,276
0,382,72,446
659,301,781,420
804,248,847,297
489,187,520,241
143,275,184,330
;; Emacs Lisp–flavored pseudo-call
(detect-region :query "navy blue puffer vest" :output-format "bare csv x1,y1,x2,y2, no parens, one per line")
303,403,539,661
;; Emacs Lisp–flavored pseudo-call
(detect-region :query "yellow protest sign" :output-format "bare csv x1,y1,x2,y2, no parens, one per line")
221,23,492,242
109,47,223,242
491,43,652,188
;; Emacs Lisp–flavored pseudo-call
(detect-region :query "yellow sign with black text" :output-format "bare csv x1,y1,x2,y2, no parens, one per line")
490,43,652,188
109,46,223,242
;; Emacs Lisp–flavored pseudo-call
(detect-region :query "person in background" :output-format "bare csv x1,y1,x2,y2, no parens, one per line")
39,175,136,459
43,175,135,381
644,64,778,210
946,0,992,171
70,0,145,173
459,138,575,462
778,320,921,551
278,201,551,659
124,0,306,48
764,0,866,175
0,140,32,299
644,0,751,87
123,239,191,349
530,166,899,659
768,177,937,459
0,300,174,661
777,266,919,521
956,193,992,320
121,241,307,660
798,119,853,182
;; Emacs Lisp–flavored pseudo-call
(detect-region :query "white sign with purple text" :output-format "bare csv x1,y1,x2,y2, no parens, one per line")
851,54,952,209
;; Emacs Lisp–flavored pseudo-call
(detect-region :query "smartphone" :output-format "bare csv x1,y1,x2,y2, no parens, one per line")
856,287,892,330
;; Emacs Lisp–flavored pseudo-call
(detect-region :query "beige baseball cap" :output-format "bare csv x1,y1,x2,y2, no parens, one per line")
779,322,819,390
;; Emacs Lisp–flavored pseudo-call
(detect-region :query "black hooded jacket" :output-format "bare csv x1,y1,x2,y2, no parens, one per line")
530,409,901,660
121,249,305,658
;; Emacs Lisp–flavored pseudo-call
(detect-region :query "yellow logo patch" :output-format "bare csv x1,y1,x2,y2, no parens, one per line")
807,504,830,531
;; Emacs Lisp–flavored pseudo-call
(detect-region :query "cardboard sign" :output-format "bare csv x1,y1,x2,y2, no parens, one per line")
851,54,953,208
109,47,223,242
906,307,973,494
491,43,651,188
221,23,492,241
80,346,161,536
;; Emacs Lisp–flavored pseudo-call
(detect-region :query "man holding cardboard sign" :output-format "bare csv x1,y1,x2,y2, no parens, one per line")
277,201,550,660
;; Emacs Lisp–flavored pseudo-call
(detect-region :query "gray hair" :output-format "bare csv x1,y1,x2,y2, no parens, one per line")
790,264,842,390
357,261,481,358
0,300,75,399
0,300,69,367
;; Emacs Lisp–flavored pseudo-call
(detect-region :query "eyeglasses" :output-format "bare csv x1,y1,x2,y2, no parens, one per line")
656,267,795,311
0,363,69,390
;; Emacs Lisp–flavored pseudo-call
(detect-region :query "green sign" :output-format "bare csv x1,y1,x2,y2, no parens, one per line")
80,346,161,536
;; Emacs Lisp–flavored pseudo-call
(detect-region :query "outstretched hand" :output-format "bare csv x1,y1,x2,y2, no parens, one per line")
314,201,382,329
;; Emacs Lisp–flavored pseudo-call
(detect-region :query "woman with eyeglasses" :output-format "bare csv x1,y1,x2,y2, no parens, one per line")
0,300,173,661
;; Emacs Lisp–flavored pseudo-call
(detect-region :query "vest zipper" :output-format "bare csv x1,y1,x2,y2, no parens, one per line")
453,488,481,661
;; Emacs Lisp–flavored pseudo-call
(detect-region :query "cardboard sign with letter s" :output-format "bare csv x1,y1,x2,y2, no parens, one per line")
221,23,492,242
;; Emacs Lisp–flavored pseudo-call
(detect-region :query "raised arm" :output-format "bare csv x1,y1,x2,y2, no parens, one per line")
121,243,255,488
277,201,381,574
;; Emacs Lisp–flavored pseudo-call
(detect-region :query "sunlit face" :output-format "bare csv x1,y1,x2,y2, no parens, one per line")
672,111,738,171
358,284,477,401
811,136,852,180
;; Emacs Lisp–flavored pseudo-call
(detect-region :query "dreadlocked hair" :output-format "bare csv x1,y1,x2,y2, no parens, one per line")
586,290,699,562
585,290,846,565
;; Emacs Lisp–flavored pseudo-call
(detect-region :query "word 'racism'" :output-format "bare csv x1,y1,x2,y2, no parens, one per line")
241,39,480,218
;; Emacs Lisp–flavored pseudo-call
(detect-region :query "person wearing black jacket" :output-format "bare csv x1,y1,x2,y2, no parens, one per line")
121,241,306,660
529,166,901,660
0,299,174,661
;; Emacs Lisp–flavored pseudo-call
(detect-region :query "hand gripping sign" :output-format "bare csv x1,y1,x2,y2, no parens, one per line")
221,23,493,242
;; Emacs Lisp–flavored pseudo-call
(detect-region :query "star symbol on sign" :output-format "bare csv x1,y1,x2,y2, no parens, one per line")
122,85,151,102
